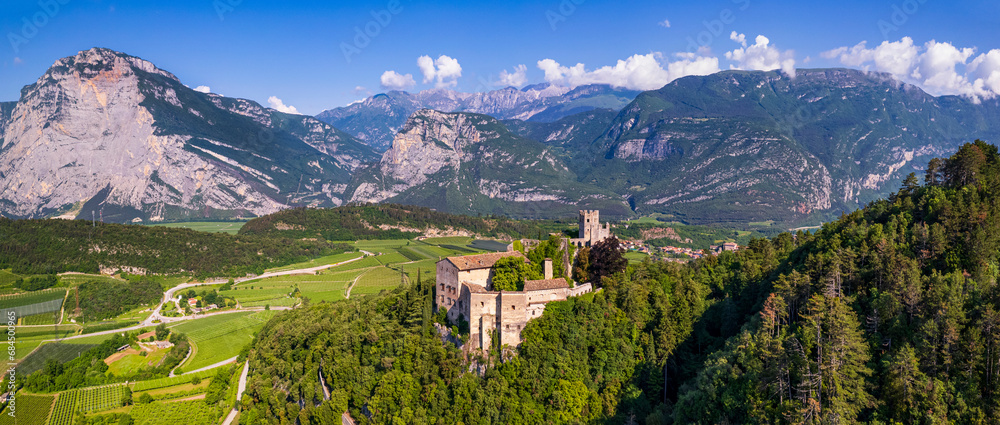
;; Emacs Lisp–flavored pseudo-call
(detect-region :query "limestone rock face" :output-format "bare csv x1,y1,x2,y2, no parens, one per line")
316,84,639,151
348,109,631,218
0,48,376,222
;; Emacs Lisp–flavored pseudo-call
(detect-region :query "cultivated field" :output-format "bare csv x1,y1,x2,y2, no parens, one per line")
148,221,246,234
169,311,273,370
0,393,54,425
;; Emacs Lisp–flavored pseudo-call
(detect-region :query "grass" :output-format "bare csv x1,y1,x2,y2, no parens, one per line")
106,347,171,376
351,267,405,296
59,273,127,286
0,393,55,425
168,311,273,370
623,251,650,264
0,270,22,287
264,251,363,273
63,333,122,345
148,221,247,234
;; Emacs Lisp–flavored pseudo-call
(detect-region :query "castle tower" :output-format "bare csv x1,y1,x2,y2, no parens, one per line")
579,210,602,245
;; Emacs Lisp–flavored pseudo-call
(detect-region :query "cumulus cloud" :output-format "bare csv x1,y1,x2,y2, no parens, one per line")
417,55,463,88
380,70,416,90
725,32,797,77
193,85,211,94
13,57,23,65
659,19,671,28
267,96,301,115
822,37,1000,101
497,64,528,87
536,53,719,91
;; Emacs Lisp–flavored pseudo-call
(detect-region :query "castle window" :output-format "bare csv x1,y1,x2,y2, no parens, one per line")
481,302,484,307
511,305,516,310
506,325,510,330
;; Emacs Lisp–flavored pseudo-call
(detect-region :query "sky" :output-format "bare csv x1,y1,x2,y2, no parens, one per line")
2,0,1000,115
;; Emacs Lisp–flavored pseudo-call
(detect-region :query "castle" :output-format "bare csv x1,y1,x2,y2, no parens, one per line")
436,210,610,351
571,210,611,247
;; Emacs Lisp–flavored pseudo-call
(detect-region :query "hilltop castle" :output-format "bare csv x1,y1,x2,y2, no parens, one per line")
436,252,593,351
435,210,611,351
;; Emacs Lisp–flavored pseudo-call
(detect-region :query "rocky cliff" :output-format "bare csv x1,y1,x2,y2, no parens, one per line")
316,84,639,151
348,109,631,218
0,48,377,222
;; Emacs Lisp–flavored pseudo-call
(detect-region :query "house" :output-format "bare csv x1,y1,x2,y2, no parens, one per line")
187,298,198,307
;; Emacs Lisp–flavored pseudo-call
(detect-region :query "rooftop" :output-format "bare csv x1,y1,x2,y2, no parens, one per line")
444,251,526,271
524,278,570,291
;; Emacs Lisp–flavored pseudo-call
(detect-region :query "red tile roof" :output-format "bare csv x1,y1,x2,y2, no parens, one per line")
444,251,526,271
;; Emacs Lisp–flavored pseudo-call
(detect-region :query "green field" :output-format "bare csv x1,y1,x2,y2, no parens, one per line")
351,267,406,296
264,251,363,273
132,368,217,392
130,399,222,425
107,347,171,376
0,270,23,287
59,273,128,287
624,251,650,264
169,311,273,370
148,221,246,234
0,393,55,425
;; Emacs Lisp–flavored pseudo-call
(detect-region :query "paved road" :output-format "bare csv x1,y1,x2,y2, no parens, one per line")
222,361,250,425
185,356,238,375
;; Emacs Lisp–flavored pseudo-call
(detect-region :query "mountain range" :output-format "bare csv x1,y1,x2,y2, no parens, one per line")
3,48,1000,225
315,84,640,151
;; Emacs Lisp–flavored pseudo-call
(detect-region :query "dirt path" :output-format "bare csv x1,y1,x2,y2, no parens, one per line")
166,393,206,402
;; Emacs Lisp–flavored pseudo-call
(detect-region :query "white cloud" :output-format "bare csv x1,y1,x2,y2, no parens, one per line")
267,96,301,115
193,85,211,94
13,57,23,65
497,64,528,87
536,52,719,91
823,37,1000,101
380,70,416,90
725,33,797,77
659,19,671,28
417,55,463,88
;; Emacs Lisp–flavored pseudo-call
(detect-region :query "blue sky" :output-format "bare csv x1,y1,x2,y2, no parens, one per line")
2,0,1000,115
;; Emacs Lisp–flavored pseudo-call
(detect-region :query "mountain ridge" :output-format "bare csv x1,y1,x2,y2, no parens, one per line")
0,48,378,223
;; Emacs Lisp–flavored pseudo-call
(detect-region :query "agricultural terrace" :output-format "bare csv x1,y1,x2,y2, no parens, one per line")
168,311,274,370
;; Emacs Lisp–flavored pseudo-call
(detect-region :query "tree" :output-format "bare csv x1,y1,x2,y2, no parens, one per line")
491,256,525,291
155,323,169,341
589,237,627,285
573,247,591,283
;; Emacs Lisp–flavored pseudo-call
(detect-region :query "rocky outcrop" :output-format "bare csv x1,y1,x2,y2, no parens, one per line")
348,110,631,218
316,84,639,151
0,48,377,222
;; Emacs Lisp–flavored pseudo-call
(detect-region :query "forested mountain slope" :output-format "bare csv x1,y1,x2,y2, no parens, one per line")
242,140,1000,424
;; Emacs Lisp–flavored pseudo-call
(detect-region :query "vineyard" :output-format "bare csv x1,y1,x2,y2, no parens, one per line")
17,343,94,377
0,393,54,425
77,383,129,413
0,288,66,320
49,390,78,425
132,368,217,392
169,311,274,370
130,400,222,425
